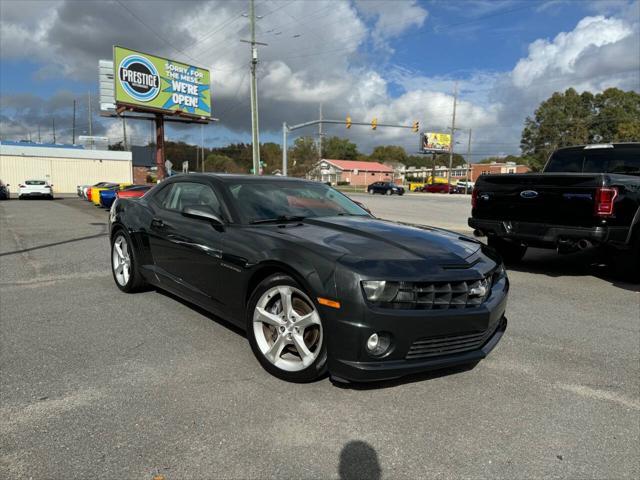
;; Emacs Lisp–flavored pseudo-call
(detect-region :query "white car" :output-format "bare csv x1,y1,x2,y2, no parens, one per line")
18,180,54,199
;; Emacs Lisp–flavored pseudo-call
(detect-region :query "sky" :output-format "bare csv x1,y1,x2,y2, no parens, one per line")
0,0,638,161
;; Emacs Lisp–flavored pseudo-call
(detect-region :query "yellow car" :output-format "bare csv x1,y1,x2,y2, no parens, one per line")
91,183,131,206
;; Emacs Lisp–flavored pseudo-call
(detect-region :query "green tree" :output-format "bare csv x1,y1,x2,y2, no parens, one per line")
521,88,640,171
260,142,283,174
203,153,243,173
370,145,408,164
289,137,318,176
322,136,359,160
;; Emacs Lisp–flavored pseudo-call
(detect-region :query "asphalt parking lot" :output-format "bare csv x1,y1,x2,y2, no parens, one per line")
1,195,638,479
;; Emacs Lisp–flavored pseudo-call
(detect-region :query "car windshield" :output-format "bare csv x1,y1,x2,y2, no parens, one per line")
26,180,46,185
544,145,640,175
226,180,369,224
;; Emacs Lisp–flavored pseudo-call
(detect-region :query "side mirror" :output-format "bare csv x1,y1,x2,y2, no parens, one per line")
182,206,225,227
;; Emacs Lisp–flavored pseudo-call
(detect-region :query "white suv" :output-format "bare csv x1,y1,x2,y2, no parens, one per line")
18,180,54,199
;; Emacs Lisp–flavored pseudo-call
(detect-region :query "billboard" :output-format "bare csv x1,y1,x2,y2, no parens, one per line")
421,132,451,153
113,46,211,119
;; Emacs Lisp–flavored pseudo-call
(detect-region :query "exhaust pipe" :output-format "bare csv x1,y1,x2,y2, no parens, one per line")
577,239,593,250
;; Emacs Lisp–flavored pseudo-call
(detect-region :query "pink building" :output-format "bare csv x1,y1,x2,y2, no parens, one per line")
310,159,395,186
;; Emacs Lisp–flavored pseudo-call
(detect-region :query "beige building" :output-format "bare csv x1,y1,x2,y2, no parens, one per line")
0,144,132,193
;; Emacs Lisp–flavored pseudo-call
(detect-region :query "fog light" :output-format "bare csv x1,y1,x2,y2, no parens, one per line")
366,333,380,351
365,332,392,357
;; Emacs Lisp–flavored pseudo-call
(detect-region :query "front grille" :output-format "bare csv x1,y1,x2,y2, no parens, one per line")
378,278,492,310
405,324,498,360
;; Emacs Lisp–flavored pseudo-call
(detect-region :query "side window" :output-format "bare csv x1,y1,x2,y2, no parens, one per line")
160,182,223,216
152,184,173,205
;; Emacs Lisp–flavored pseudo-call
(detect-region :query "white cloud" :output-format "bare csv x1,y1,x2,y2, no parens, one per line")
355,0,428,41
511,15,634,88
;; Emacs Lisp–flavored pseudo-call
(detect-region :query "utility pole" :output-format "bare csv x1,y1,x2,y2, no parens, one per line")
246,0,265,175
465,128,472,194
72,99,76,145
318,103,323,161
88,91,93,150
38,124,41,143
52,118,56,143
447,82,458,189
122,116,127,150
282,122,288,176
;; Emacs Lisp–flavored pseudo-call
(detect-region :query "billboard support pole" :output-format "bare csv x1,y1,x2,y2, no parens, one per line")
155,114,166,181
447,82,458,189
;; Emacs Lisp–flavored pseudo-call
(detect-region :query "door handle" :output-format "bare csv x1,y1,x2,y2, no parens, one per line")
151,218,165,228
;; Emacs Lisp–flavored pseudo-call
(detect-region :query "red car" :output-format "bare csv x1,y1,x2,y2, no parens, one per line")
116,185,152,199
418,183,453,193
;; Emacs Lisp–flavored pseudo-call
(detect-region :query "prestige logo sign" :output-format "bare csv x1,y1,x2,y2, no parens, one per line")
118,55,160,102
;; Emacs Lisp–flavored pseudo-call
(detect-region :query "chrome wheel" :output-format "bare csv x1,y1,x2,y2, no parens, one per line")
112,235,131,287
253,285,323,372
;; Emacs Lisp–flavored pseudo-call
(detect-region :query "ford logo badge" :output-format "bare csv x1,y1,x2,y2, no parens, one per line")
520,190,539,199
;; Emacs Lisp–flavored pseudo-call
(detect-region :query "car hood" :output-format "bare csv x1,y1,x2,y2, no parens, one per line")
274,216,481,267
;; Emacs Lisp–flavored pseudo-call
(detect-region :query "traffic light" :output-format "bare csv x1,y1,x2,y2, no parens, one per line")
412,121,419,133
346,115,352,129
371,117,377,130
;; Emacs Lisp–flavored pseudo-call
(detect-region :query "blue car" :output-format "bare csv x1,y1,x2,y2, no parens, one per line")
99,188,118,209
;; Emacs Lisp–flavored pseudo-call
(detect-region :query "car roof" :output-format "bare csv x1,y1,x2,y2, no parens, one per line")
555,142,640,152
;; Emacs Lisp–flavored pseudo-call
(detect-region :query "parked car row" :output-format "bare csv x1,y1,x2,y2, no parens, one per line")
413,181,475,194
78,182,152,208
1,179,58,199
0,180,10,200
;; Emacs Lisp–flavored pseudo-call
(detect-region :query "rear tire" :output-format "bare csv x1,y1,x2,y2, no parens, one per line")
368,188,373,195
246,274,327,382
611,231,640,283
487,236,527,264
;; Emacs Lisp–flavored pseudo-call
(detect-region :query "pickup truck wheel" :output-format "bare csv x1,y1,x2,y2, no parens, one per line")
487,237,527,264
613,232,640,283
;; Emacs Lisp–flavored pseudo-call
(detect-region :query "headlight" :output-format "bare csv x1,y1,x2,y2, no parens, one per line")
492,263,507,284
362,281,399,302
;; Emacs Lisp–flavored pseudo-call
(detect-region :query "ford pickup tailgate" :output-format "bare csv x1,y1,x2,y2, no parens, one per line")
472,173,604,227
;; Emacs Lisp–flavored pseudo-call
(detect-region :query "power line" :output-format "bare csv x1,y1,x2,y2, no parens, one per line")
114,0,216,69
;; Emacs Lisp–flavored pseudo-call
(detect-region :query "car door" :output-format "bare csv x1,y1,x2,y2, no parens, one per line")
373,182,383,193
148,180,226,308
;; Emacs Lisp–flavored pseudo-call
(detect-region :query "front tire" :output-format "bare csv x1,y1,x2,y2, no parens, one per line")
111,230,147,292
246,274,327,382
487,236,527,264
385,189,392,196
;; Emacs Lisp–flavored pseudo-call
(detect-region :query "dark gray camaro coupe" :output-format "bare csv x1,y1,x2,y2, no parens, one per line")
109,174,508,383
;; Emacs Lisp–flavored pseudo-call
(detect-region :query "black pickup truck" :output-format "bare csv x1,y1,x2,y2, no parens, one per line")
469,143,640,280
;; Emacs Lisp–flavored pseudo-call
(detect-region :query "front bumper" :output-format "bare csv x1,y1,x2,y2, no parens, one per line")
468,218,630,248
323,274,508,383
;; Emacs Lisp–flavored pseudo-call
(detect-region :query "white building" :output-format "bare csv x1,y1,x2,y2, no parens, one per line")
0,143,133,193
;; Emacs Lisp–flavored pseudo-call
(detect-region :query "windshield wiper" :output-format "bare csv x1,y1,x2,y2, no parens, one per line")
250,215,307,225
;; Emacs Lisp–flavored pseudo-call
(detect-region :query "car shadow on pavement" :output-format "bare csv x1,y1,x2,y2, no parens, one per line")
506,248,639,292
339,440,382,480
155,288,247,339
0,231,107,257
